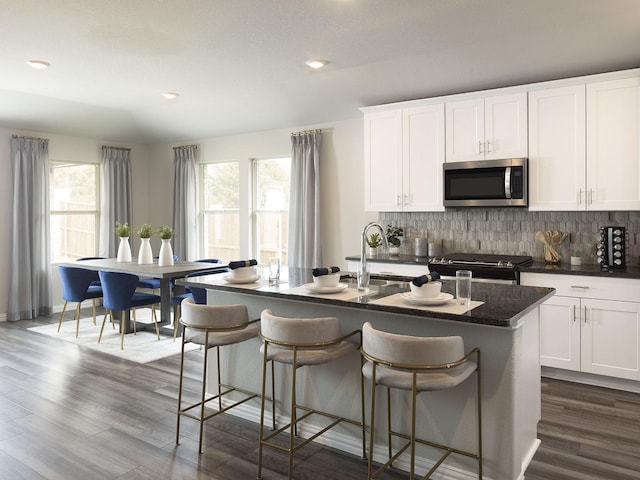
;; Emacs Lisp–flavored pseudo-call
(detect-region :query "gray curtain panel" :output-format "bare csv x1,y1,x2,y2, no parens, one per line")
7,137,53,321
99,147,132,257
172,146,198,261
288,132,322,268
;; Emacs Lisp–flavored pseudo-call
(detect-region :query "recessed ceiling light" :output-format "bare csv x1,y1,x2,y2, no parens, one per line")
161,92,180,100
305,60,327,69
27,60,50,70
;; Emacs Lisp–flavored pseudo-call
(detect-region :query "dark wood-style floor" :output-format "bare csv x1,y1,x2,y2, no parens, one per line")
0,313,639,479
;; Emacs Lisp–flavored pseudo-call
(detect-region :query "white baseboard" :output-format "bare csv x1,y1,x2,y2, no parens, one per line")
0,313,6,323
542,367,640,393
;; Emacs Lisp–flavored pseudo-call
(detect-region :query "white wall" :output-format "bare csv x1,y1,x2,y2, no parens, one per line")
149,118,376,267
0,127,151,318
1,117,374,319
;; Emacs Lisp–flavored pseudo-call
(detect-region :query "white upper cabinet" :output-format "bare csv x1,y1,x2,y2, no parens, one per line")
364,104,444,212
445,92,528,163
364,109,403,211
528,85,586,211
529,76,640,211
586,77,640,210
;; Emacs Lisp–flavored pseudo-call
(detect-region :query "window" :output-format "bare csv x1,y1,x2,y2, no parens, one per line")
200,161,240,260
253,157,290,264
199,157,290,263
50,162,99,263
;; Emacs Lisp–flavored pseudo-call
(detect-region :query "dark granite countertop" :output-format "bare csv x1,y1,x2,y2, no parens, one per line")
524,261,640,280
178,267,554,329
345,254,640,280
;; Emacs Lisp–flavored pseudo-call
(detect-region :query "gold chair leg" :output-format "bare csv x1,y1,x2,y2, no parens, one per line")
121,310,126,350
98,310,110,343
151,306,160,340
57,301,68,332
74,303,81,338
92,298,97,325
132,309,137,335
173,305,181,342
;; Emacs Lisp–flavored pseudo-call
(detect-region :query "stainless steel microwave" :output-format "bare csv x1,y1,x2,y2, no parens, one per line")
443,158,528,207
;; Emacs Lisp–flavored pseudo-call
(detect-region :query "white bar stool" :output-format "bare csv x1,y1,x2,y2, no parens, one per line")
257,309,366,480
361,322,482,479
176,297,273,454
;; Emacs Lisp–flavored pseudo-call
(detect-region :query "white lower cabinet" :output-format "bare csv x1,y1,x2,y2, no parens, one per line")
521,273,640,381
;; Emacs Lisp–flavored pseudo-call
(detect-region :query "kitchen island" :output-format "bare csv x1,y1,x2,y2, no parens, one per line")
179,268,554,480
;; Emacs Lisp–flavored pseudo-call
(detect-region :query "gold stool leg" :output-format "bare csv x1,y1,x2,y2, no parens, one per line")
257,343,270,480
367,363,377,479
176,326,187,445
198,331,210,454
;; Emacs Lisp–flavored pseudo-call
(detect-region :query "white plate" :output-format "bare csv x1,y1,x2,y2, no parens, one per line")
401,292,454,306
303,283,349,294
224,274,261,284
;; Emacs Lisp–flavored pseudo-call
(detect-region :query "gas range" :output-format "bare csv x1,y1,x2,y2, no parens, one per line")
428,253,533,284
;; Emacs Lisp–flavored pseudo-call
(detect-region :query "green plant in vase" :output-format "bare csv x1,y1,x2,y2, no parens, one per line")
136,224,154,264
115,221,131,237
137,223,154,238
366,232,382,255
158,225,175,239
386,225,404,254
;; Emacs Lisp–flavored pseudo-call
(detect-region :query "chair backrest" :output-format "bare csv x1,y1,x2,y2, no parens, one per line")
190,287,207,304
181,297,249,329
98,271,140,311
362,322,465,367
58,266,100,302
260,309,342,345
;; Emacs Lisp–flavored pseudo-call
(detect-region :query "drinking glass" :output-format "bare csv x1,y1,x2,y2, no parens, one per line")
268,257,280,286
357,265,370,292
456,270,472,306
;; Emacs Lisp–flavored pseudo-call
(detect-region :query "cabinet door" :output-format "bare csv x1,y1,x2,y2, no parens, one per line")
364,110,403,211
528,85,586,211
539,296,581,371
586,77,640,210
403,104,445,212
445,98,484,163
484,92,528,160
581,298,640,380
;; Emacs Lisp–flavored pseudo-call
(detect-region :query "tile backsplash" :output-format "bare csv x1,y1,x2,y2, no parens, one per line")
380,210,640,265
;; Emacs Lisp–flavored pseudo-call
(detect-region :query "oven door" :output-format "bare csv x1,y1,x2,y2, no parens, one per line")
440,275,517,285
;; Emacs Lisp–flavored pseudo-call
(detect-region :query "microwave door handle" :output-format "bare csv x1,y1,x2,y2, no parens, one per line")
504,166,512,199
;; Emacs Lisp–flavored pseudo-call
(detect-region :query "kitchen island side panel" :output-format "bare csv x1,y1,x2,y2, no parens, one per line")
204,289,541,480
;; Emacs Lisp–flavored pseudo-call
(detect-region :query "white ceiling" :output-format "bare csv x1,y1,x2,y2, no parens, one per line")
1,0,639,144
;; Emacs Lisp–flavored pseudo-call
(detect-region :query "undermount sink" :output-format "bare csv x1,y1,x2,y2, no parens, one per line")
340,275,411,289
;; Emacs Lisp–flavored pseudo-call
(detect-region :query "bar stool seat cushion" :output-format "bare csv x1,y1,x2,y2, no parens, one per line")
259,309,357,366
181,298,259,347
361,322,476,391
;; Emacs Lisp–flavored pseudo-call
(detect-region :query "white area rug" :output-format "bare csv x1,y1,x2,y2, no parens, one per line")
28,311,198,363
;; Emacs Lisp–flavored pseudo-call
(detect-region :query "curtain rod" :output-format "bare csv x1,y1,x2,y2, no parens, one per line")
12,135,49,142
173,144,198,150
101,145,131,151
291,128,322,136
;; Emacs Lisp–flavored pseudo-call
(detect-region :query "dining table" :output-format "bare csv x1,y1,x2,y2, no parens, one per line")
62,258,227,333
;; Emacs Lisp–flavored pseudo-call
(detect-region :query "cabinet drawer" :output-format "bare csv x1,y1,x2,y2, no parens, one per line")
521,272,639,302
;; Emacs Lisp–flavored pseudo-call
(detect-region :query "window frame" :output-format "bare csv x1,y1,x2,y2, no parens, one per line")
49,160,101,263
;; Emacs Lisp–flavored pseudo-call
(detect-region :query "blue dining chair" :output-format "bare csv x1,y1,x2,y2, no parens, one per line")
58,266,104,337
98,271,162,350
137,255,180,293
77,257,105,290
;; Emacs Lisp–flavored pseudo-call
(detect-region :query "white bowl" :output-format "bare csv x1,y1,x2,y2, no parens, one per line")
313,273,340,287
410,281,442,299
230,266,256,279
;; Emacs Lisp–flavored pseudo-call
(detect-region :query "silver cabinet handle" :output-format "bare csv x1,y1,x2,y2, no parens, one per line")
397,194,402,206
486,139,492,153
577,188,583,206
584,305,588,323
478,140,484,154
570,285,589,289
572,304,576,323
403,194,408,206
589,188,593,205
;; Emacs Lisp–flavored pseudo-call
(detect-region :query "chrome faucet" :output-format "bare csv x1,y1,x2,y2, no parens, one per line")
360,222,389,283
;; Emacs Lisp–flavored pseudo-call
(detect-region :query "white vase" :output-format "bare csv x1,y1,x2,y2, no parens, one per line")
117,237,132,262
138,237,154,264
158,239,174,266
367,246,378,256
